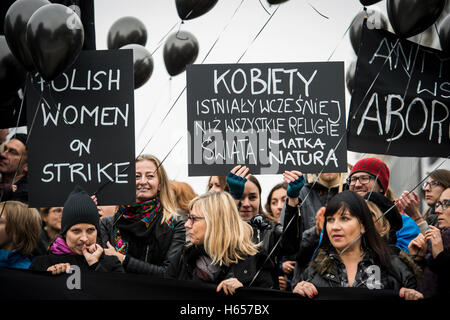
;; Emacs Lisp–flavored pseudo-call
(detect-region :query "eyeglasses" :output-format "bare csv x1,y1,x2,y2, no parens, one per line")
435,199,450,210
422,180,441,190
186,214,205,224
347,175,375,186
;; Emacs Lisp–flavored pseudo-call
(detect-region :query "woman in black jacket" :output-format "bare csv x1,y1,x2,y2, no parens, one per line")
293,191,423,300
30,186,123,274
100,154,185,277
171,191,274,295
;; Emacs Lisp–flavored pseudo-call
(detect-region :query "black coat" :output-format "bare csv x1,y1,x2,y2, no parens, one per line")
172,245,275,289
299,249,417,292
29,252,124,273
100,212,185,277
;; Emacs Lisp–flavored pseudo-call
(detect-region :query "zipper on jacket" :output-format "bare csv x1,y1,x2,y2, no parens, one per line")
145,245,149,262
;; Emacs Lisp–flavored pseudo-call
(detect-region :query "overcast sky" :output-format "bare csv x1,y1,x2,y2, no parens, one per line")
92,0,386,200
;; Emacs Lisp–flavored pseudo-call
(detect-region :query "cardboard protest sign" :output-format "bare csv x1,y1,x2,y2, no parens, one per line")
348,22,450,158
26,50,135,207
186,62,347,176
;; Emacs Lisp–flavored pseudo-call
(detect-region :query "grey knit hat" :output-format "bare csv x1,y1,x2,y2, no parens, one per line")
61,185,99,234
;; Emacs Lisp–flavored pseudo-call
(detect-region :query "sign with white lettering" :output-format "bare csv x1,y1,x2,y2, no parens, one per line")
348,23,450,157
26,50,136,207
186,62,347,176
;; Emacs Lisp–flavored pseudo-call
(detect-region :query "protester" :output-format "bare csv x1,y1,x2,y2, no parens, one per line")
29,186,123,273
293,191,423,300
207,176,226,193
100,154,185,277
170,180,198,223
0,129,9,153
171,192,275,295
226,165,283,288
409,187,450,298
346,157,419,252
397,169,450,233
281,171,345,286
0,133,28,203
97,205,118,221
0,201,41,269
264,182,287,223
33,207,63,256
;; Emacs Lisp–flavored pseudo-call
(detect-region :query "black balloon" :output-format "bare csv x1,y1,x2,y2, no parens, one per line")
163,31,199,77
4,0,51,71
0,36,27,96
107,16,147,50
438,14,450,52
387,0,446,38
175,0,218,20
359,0,382,6
26,4,84,82
346,60,357,94
267,0,289,4
349,9,388,53
120,44,153,89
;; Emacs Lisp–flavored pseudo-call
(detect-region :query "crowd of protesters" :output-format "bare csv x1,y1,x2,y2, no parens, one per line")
0,133,449,300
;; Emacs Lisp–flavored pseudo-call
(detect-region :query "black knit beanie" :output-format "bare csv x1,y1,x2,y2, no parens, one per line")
61,185,99,234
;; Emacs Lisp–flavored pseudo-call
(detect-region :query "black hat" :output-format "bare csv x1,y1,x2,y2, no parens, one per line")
61,185,99,234
11,133,28,149
364,192,403,232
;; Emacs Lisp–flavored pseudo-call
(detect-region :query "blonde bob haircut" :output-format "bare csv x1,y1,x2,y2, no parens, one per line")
136,154,178,224
1,201,41,255
188,192,259,266
366,200,391,239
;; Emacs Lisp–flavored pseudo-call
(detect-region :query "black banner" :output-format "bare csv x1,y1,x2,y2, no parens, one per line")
187,63,347,176
348,22,450,158
26,50,136,207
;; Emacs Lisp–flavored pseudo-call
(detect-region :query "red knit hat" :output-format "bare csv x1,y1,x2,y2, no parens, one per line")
349,157,390,193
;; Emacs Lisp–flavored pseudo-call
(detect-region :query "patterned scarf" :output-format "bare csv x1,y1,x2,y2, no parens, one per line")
113,198,174,254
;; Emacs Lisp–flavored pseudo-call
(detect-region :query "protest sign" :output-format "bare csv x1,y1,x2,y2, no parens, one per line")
186,62,347,176
348,22,450,158
26,50,135,207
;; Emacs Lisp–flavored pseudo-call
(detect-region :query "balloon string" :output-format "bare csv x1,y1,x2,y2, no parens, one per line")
327,7,364,61
151,21,180,56
307,1,329,19
258,0,271,15
236,4,280,63
201,0,246,64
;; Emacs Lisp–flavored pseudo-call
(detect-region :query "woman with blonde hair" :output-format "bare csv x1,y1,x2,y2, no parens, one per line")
171,192,275,295
101,154,185,277
0,201,41,269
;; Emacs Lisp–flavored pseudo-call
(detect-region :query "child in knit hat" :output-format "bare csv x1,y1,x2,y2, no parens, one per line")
29,185,124,274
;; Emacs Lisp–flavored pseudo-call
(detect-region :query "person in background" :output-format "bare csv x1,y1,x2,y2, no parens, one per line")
29,186,124,274
0,133,28,203
264,182,287,223
100,154,185,277
293,191,423,300
347,157,419,253
171,191,274,295
33,207,62,256
0,129,9,153
97,205,118,221
0,201,41,269
170,180,198,223
409,187,450,298
397,169,450,233
207,176,227,193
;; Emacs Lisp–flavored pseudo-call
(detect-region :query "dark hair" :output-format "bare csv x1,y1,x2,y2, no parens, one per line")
264,182,288,216
321,191,391,267
207,176,227,192
246,175,264,215
429,169,450,190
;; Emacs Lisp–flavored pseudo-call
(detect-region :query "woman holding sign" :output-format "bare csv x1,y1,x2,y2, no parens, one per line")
100,154,185,277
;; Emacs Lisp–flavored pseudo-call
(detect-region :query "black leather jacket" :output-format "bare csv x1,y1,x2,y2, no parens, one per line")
300,249,417,292
100,211,185,278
